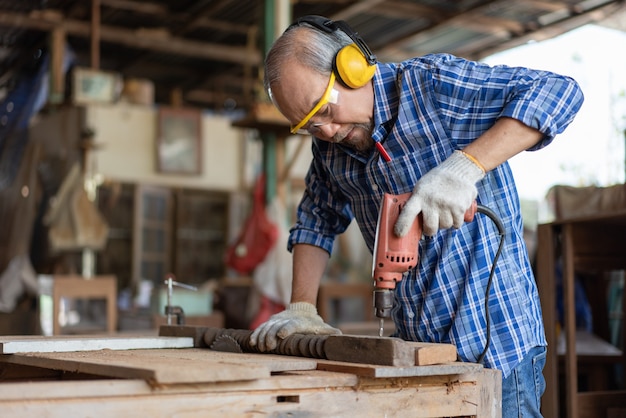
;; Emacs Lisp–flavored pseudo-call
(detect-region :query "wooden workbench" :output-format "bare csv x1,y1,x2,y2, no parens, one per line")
0,335,501,417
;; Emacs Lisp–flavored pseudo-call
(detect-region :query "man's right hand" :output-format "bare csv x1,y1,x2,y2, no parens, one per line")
249,302,341,351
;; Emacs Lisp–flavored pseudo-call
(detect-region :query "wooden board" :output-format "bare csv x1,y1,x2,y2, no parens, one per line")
0,345,501,418
1,349,318,384
324,335,457,367
0,369,502,418
0,335,193,354
413,341,458,365
316,359,482,378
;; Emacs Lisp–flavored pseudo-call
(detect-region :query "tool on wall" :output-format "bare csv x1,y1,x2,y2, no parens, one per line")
371,192,505,364
164,273,198,325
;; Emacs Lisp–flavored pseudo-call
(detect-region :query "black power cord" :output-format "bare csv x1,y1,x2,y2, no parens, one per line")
475,205,506,365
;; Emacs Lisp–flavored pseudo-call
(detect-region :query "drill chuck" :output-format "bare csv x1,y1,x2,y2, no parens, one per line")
374,288,394,318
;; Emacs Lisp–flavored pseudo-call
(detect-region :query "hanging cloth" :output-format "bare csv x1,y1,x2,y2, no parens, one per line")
224,173,279,274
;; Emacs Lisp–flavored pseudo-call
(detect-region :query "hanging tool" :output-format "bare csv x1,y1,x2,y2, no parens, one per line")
372,193,478,337
164,273,198,325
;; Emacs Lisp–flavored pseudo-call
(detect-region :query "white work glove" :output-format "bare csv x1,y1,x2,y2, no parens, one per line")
249,302,341,351
395,150,485,237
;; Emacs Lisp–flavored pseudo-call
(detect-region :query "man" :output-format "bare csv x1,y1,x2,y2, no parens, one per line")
250,15,584,416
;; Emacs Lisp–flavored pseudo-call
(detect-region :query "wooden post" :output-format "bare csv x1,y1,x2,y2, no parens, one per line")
91,0,100,69
562,224,579,418
48,27,65,104
170,88,183,108
536,223,558,418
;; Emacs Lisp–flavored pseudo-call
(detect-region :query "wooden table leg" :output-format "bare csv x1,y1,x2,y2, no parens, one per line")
562,224,579,418
536,224,559,418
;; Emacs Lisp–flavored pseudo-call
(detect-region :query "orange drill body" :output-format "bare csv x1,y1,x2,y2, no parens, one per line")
372,193,418,319
372,193,420,291
372,193,477,319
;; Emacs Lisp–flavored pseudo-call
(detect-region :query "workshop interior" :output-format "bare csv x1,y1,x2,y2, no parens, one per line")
0,1,625,417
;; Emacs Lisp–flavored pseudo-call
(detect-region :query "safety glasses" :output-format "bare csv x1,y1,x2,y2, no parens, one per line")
290,72,339,135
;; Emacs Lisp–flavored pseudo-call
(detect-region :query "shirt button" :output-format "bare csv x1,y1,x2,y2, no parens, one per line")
372,184,378,191
407,311,415,319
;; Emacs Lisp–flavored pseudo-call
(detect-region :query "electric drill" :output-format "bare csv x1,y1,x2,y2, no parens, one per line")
372,192,477,336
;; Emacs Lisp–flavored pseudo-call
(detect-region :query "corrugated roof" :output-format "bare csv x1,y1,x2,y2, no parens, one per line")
0,0,623,114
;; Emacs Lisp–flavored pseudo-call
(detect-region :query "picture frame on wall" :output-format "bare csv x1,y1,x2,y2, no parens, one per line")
72,67,122,105
156,107,202,175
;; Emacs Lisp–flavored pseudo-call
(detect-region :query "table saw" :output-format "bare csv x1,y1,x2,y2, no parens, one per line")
0,326,501,417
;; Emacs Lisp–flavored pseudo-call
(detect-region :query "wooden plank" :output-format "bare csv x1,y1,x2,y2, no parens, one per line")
0,384,483,418
191,350,318,373
0,371,495,418
323,335,414,366
0,386,483,418
168,326,458,367
324,335,457,367
316,359,482,378
0,371,359,400
413,341,457,365
1,349,319,384
0,379,152,400
477,368,502,418
2,349,271,384
159,324,211,347
0,336,193,354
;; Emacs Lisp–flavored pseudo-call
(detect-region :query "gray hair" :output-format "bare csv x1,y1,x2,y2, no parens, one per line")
264,23,353,94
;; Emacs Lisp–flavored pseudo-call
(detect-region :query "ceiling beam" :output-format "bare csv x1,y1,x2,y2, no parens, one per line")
99,0,168,15
330,0,387,21
0,10,261,66
370,1,450,22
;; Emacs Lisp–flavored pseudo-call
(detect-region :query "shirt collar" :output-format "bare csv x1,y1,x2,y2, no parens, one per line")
371,62,402,144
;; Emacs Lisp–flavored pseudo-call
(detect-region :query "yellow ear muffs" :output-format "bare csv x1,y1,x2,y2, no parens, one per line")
287,16,377,89
334,43,377,89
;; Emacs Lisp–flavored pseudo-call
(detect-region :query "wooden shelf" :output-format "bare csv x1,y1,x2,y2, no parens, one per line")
536,210,626,418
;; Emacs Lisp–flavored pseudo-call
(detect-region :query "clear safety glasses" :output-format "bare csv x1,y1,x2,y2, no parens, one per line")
290,72,339,135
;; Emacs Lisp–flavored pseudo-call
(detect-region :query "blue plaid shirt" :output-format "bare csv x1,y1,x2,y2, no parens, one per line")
288,53,583,377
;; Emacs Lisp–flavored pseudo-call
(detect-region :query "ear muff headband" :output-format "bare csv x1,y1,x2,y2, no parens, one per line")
287,15,377,89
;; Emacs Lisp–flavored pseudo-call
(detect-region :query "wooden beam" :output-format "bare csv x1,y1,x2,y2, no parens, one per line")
323,335,457,367
91,0,100,69
172,0,232,35
177,327,458,367
2,349,270,384
101,0,251,34
331,0,386,21
370,1,450,22
48,27,65,104
99,0,168,15
0,336,193,354
0,358,499,417
0,11,261,66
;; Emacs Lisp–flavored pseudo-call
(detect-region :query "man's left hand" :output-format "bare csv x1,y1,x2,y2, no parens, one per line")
394,150,485,237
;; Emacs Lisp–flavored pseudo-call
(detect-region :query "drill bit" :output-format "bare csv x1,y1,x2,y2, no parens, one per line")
379,318,384,337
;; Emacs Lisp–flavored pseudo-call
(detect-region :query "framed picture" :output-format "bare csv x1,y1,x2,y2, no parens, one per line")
72,67,121,105
156,107,202,175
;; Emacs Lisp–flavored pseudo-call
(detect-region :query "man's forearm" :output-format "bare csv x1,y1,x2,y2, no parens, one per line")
463,117,543,171
291,243,330,305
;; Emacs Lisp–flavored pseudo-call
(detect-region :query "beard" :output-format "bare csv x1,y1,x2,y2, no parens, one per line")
334,122,375,152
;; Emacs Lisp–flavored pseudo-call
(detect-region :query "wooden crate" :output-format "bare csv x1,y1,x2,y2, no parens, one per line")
0,338,501,417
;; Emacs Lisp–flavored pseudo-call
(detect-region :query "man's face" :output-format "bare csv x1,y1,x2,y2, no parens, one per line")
271,60,375,152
